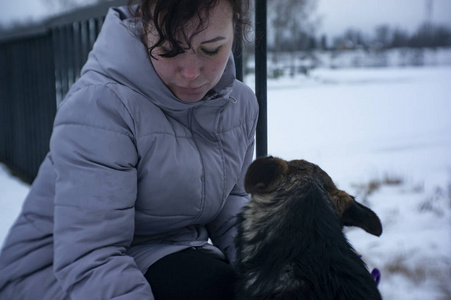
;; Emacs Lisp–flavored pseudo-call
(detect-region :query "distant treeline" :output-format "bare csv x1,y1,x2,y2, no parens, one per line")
258,23,451,53
326,23,451,51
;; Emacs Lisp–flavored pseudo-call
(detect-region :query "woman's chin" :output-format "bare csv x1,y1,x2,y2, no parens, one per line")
173,87,208,103
177,94,204,103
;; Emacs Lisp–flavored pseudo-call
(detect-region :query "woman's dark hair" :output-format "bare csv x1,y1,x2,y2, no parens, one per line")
128,0,251,58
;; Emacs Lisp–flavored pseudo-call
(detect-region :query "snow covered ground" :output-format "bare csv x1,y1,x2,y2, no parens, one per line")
1,65,451,299
248,65,451,299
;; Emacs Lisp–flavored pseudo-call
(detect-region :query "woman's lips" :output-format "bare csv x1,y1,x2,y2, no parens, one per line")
176,84,206,94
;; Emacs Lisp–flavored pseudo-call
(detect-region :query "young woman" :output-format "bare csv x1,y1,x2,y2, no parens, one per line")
0,0,257,299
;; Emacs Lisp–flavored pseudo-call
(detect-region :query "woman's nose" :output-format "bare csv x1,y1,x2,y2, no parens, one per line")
179,55,201,80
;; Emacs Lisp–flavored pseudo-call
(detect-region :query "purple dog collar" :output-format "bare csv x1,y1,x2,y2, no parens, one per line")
371,268,381,286
358,253,381,286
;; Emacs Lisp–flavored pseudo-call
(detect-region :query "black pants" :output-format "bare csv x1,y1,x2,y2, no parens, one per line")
144,248,237,300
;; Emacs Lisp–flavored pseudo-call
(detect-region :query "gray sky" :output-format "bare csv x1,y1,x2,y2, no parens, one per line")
1,0,451,38
0,0,52,27
316,0,451,37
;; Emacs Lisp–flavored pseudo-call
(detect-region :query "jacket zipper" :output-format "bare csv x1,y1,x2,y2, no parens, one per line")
188,107,206,223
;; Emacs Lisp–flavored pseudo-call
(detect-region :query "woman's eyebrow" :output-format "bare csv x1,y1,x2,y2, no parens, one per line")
201,36,226,44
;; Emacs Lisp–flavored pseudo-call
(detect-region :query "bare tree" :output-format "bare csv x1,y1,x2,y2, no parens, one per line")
374,25,391,49
410,23,451,48
332,28,367,50
390,27,409,48
268,0,317,55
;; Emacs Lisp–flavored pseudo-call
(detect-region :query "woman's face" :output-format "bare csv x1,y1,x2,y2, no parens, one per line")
148,0,234,103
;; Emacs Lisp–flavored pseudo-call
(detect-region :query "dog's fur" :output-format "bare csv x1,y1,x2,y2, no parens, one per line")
235,157,383,300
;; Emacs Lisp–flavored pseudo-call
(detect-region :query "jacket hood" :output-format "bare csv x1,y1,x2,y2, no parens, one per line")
81,6,237,113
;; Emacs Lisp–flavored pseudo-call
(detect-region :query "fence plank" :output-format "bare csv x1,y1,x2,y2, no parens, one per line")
0,32,56,182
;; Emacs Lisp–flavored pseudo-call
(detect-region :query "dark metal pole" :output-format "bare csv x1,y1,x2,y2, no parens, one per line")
233,22,244,82
255,0,267,158
234,41,244,82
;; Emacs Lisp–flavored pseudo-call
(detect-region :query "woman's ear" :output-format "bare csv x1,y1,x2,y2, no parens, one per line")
244,156,287,194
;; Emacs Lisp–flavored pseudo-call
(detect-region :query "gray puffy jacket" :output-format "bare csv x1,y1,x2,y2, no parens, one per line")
0,6,258,299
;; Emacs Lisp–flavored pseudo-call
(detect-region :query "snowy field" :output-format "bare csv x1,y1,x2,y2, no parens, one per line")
248,65,451,299
1,65,451,299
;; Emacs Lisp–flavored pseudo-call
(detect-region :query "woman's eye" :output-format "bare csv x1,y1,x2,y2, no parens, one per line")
202,47,221,56
156,44,186,57
156,46,171,57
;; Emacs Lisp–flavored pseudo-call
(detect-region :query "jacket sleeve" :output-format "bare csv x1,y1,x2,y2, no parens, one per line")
51,85,154,299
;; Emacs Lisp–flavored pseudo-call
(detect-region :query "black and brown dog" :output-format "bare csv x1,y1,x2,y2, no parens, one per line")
235,157,383,300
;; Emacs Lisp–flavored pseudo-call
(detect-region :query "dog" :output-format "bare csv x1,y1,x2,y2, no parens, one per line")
235,157,383,299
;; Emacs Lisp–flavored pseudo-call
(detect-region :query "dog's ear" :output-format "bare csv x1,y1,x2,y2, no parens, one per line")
341,201,383,237
244,156,287,194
